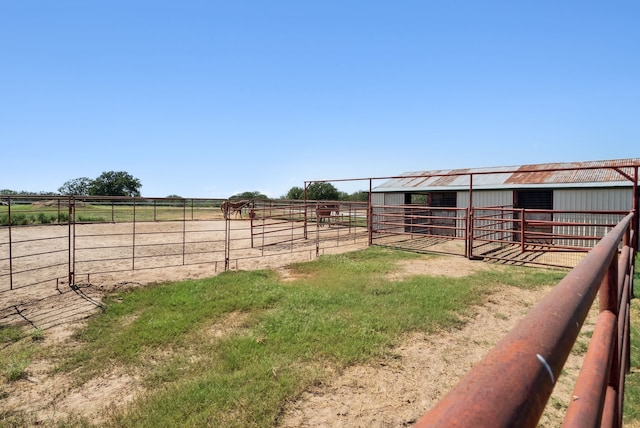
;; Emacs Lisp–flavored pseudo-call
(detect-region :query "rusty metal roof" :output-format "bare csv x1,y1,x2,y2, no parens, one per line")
374,159,640,192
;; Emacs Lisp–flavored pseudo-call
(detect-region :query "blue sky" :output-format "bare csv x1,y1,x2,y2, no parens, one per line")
1,1,638,198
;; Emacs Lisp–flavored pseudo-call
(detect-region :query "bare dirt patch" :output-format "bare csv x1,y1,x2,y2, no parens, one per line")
386,255,491,280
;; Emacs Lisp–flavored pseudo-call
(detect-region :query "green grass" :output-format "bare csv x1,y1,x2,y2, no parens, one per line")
0,247,572,427
63,248,565,426
0,326,42,384
623,254,640,424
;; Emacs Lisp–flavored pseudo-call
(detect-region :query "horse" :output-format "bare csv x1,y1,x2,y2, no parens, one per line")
221,200,252,220
316,203,339,226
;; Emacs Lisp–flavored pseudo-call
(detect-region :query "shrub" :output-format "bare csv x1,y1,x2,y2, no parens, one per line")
36,213,55,224
2,356,29,382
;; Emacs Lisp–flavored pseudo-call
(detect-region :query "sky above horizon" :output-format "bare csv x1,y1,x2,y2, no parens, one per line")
1,1,638,198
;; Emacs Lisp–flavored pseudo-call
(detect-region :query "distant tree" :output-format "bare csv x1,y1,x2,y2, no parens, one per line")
230,191,268,200
0,189,49,196
348,191,369,201
285,186,304,200
58,177,93,196
306,182,339,200
88,171,142,197
166,194,183,199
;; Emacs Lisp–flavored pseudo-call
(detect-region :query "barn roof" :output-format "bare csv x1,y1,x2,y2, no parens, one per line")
373,158,640,192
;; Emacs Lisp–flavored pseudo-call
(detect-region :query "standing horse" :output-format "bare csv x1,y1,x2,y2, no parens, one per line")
316,203,339,226
221,200,253,220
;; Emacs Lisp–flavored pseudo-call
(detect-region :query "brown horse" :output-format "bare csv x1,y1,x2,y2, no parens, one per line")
221,200,252,220
316,203,339,226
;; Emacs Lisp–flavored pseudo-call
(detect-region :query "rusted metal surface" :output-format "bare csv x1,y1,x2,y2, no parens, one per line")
414,212,634,428
374,159,640,191
470,207,628,268
562,311,616,427
370,204,468,257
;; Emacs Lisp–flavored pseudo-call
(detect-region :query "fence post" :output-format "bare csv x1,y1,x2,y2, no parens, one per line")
521,208,526,253
68,197,75,286
8,197,13,290
224,216,230,271
601,252,621,426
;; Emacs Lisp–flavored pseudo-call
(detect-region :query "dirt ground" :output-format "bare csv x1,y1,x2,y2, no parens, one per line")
0,230,587,427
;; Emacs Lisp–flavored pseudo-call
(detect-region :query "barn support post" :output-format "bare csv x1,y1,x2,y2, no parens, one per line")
634,166,639,252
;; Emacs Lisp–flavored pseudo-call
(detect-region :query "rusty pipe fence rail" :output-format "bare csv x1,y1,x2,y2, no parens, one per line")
249,200,369,257
0,196,369,304
370,204,469,257
470,207,629,268
415,211,636,428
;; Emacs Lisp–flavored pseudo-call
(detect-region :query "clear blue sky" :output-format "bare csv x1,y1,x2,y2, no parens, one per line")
1,1,638,198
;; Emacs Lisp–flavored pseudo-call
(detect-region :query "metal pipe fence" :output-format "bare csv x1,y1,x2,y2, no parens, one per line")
470,207,629,268
0,196,369,307
370,204,468,257
370,202,630,267
414,212,636,428
2,196,631,302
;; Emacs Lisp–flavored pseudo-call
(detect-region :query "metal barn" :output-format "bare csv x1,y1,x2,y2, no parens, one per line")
370,158,640,267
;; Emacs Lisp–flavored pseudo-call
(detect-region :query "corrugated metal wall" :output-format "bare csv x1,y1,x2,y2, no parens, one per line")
371,192,405,232
374,187,633,210
457,190,513,208
553,188,633,211
553,188,632,248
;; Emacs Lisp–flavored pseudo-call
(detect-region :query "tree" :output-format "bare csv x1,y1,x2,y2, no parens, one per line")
58,177,93,196
230,191,268,200
306,182,339,200
285,186,304,200
88,171,142,197
348,191,369,201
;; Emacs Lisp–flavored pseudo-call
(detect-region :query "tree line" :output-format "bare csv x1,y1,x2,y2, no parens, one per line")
2,171,368,201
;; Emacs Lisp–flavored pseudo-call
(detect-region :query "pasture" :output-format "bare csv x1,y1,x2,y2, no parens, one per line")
1,246,611,427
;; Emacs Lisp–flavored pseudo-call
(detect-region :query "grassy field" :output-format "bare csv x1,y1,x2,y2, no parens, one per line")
0,247,637,427
0,201,224,225
0,201,364,225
